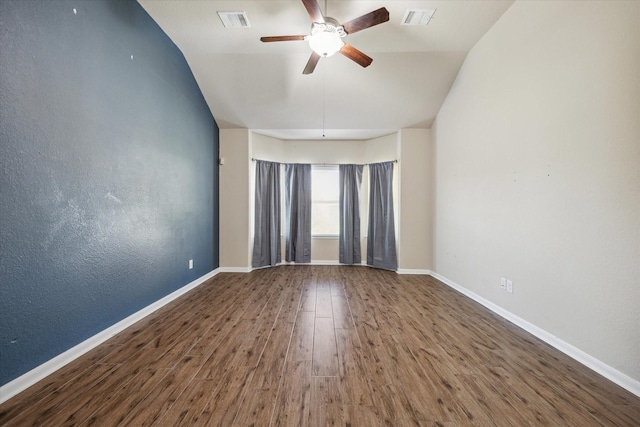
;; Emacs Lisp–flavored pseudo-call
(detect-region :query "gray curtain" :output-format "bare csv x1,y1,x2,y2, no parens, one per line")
367,161,397,271
284,163,311,263
339,164,363,265
252,160,281,268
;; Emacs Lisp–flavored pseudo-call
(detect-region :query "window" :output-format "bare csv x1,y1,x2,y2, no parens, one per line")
311,166,339,236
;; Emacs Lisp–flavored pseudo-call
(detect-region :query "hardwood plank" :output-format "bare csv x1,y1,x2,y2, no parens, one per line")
81,367,170,426
312,317,339,377
552,372,640,426
370,383,420,426
116,354,204,426
354,320,396,385
614,403,640,426
155,378,216,426
511,370,617,426
278,275,305,324
310,403,342,427
335,328,363,377
315,280,333,318
194,366,254,426
329,272,345,297
236,286,291,367
195,319,253,379
0,355,100,423
332,295,354,329
299,277,317,312
312,376,341,405
43,363,146,426
250,317,294,390
338,363,375,407
187,306,240,356
110,346,171,373
342,404,381,426
478,366,569,426
380,334,455,423
233,388,276,427
141,308,204,351
271,360,312,427
409,345,495,425
3,364,120,427
289,310,315,362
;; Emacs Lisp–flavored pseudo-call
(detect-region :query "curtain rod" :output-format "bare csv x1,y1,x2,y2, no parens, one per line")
250,158,397,166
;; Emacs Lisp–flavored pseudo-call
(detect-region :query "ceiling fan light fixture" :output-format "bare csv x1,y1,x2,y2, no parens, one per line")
308,21,345,57
308,32,343,57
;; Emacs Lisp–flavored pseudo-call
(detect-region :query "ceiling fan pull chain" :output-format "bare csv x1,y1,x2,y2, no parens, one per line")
322,62,326,138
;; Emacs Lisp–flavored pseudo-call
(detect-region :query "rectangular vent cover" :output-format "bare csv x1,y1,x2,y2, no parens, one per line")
401,9,436,26
218,11,251,28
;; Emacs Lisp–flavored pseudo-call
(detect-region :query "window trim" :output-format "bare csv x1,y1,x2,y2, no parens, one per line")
311,165,339,237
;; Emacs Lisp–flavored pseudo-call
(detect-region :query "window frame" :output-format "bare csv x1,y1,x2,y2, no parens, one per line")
311,165,340,237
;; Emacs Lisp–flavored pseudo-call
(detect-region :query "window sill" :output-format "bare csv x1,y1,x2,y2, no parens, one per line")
312,235,339,239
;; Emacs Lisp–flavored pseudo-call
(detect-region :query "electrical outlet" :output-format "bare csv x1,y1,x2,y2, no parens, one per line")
506,279,513,293
500,278,506,289
189,259,193,269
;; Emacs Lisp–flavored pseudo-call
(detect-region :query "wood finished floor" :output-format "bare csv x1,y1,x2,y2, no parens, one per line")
1,266,639,426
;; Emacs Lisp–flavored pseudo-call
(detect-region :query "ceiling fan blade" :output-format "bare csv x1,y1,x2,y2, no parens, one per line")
303,52,321,74
260,35,306,42
339,44,373,68
301,0,325,23
341,7,389,35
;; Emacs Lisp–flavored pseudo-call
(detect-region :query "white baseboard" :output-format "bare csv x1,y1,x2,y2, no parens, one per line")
310,260,341,265
219,263,431,273
429,271,640,398
218,266,253,273
275,260,342,266
0,268,221,404
397,268,432,275
240,261,431,272
218,262,344,271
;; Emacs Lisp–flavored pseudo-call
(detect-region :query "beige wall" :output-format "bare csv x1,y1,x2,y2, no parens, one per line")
432,1,640,383
365,133,397,164
398,129,432,271
251,133,284,162
219,129,251,269
282,139,366,164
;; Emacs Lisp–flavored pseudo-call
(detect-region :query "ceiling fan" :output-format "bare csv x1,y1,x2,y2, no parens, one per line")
260,0,390,74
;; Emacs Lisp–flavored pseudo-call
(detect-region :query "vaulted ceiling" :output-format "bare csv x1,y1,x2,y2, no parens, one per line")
138,0,514,140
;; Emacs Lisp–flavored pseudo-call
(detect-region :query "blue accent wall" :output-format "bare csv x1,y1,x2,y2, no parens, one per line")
0,0,219,386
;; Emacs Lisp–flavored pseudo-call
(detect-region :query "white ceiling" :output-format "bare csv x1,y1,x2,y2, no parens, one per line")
137,0,514,140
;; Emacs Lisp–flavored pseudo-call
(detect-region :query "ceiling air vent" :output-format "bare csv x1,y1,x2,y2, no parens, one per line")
217,11,251,28
401,9,436,26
